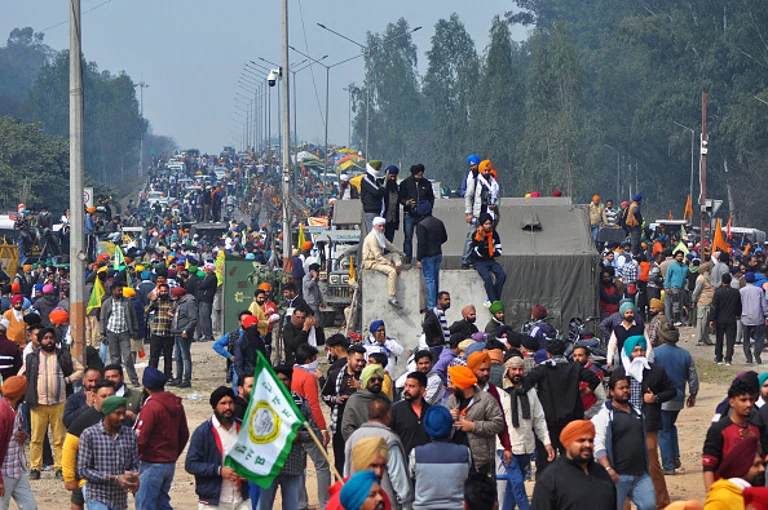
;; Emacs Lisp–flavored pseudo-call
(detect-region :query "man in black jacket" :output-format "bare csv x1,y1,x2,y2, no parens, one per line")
197,263,218,342
415,200,447,309
449,305,479,339
422,292,452,352
530,420,616,510
524,339,601,473
709,272,742,365
383,166,401,242
399,164,435,263
611,335,676,508
282,304,324,366
360,160,385,229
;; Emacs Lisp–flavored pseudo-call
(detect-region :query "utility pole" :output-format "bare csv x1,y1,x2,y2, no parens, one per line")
281,0,292,264
700,91,708,243
135,80,149,176
69,0,86,365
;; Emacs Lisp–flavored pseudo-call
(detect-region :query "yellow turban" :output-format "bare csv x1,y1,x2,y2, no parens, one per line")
457,339,475,353
122,287,136,298
351,437,389,473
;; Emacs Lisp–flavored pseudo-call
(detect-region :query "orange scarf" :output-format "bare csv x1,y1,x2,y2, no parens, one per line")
475,229,494,257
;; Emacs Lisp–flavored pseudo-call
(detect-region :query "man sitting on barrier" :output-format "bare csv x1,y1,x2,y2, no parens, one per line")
362,217,407,309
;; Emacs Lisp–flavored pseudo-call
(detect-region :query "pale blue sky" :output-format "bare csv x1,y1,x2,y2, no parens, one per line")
1,0,526,152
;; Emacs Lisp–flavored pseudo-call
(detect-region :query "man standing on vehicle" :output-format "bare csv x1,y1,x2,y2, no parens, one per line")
399,164,434,264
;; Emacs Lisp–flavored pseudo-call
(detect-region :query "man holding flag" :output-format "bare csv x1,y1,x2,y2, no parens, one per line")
219,350,324,510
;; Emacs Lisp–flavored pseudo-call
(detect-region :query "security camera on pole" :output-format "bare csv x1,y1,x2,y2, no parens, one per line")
280,0,292,267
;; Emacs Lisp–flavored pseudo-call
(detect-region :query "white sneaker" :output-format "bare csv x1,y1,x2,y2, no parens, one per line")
483,300,492,308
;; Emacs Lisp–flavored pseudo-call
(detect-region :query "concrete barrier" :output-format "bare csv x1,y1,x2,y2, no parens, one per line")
361,268,497,376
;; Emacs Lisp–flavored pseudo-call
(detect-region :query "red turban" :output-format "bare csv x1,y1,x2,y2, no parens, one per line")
10,295,23,306
559,420,596,448
532,305,547,321
718,435,758,479
170,286,186,298
448,366,477,390
743,487,768,510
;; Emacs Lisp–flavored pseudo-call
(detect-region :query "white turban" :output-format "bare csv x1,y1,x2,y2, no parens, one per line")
372,217,386,226
340,174,350,182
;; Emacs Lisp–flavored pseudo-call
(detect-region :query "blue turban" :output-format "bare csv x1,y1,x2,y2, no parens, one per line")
759,372,768,389
465,342,486,357
423,405,453,438
142,366,166,390
140,270,152,280
416,200,433,217
33,284,43,292
746,272,756,283
623,335,647,359
533,349,549,365
619,301,635,316
369,320,385,335
633,194,643,202
385,165,399,176
467,154,481,166
340,470,379,510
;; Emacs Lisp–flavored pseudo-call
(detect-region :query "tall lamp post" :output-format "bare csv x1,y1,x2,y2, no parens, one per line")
673,121,696,209
316,23,421,161
289,46,363,202
135,80,149,176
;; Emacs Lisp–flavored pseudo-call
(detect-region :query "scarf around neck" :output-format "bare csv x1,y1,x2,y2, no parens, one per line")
475,229,494,257
506,385,531,428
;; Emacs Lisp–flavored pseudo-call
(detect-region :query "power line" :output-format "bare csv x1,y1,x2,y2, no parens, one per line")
42,0,115,33
296,0,325,126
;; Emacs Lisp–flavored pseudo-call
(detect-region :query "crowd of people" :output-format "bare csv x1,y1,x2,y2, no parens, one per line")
0,145,763,510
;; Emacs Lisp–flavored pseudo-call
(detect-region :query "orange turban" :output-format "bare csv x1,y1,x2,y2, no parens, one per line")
10,282,20,294
1,376,27,400
478,160,493,173
448,366,477,390
592,195,600,202
49,309,69,326
559,420,595,448
466,350,491,373
301,241,313,251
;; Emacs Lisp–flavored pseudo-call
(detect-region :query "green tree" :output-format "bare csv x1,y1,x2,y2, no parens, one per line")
422,13,479,184
0,28,53,117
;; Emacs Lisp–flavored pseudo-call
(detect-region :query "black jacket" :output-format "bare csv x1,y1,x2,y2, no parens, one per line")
449,319,479,339
398,175,434,217
709,286,742,324
470,229,503,261
197,273,217,304
390,399,431,455
184,274,201,297
415,215,448,261
524,358,601,426
359,173,385,214
531,456,616,510
234,329,266,382
185,419,250,506
24,349,75,409
423,308,449,347
611,363,676,431
383,180,400,225
282,322,325,366
0,337,21,382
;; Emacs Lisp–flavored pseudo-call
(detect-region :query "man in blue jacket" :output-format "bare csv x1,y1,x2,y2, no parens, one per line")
185,386,250,509
664,250,689,325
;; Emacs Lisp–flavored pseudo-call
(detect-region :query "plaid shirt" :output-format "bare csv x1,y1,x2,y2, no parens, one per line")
77,421,139,510
621,261,639,285
282,391,316,476
1,402,25,480
629,378,644,411
145,298,177,337
106,298,128,334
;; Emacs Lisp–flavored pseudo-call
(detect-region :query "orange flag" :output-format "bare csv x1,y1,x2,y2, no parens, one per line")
726,214,733,240
668,209,674,220
713,218,731,253
683,195,694,221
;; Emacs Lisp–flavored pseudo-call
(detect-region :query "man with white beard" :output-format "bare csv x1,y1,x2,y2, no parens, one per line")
362,217,406,308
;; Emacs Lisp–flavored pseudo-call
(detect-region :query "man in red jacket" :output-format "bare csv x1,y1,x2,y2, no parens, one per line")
135,366,190,510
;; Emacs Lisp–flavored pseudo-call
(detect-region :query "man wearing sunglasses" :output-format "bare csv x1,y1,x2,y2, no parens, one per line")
341,365,390,442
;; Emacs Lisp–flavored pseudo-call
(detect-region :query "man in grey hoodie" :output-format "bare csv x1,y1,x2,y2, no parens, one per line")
170,287,197,388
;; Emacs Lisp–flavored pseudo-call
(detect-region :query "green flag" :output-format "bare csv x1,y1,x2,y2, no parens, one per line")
87,277,105,315
225,351,305,488
113,246,125,271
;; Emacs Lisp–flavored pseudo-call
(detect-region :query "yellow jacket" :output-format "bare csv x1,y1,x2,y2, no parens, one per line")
3,310,26,348
382,373,394,400
703,478,744,509
247,301,269,336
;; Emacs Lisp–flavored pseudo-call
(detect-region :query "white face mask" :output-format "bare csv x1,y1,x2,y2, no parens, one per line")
301,360,318,372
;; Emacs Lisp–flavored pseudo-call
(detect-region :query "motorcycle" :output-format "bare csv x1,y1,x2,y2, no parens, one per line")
564,316,607,366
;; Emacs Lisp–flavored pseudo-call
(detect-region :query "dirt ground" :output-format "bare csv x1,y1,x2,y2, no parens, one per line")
19,324,756,509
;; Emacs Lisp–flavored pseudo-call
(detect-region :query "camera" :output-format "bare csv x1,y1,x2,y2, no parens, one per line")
267,68,282,87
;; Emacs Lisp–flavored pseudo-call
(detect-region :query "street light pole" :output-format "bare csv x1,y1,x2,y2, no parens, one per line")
673,121,696,207
343,86,351,147
316,23,421,161
281,0,292,265
135,80,148,176
69,0,86,365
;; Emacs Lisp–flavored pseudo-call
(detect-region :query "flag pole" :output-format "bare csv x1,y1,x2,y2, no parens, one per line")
301,422,344,483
